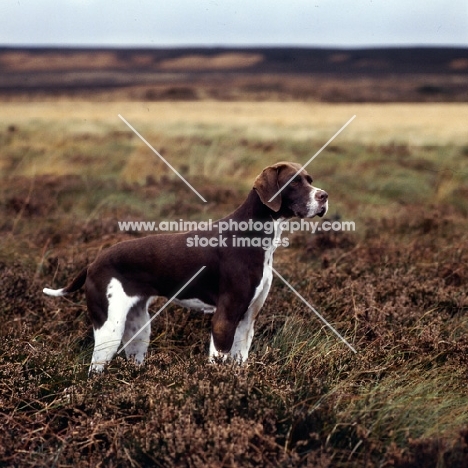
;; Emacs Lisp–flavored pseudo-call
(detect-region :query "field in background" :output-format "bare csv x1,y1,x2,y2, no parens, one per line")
1,99,468,467
2,101,468,218
2,101,468,145
2,47,468,102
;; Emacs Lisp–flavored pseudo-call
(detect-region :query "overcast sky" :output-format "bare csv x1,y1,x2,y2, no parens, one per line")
1,0,467,48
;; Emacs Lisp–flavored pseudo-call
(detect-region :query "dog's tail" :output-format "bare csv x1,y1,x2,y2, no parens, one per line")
43,266,88,297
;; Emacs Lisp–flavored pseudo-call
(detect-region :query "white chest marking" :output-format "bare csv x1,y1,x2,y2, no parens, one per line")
248,219,283,309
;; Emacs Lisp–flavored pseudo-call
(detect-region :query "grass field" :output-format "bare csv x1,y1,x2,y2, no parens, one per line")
1,101,468,467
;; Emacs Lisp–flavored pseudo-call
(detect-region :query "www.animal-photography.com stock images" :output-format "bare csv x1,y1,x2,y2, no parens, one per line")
1,2,468,467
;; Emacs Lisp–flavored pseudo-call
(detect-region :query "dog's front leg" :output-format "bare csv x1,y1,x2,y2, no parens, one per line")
209,311,255,363
209,303,245,362
227,306,256,363
209,296,257,363
210,311,237,353
226,268,273,363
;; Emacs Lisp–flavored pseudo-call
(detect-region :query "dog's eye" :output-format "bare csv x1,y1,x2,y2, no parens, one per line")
293,175,302,184
306,175,313,184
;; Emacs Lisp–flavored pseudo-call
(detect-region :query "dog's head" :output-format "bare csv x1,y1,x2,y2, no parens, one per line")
254,161,328,219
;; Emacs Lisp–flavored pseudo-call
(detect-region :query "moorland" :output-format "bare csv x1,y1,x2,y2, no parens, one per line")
0,47,468,467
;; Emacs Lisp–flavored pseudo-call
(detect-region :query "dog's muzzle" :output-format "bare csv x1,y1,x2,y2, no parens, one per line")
307,188,328,218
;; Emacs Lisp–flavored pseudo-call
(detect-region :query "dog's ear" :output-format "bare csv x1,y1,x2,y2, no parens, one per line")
254,166,282,212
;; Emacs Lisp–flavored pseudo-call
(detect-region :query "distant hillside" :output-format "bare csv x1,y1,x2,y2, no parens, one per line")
0,47,467,102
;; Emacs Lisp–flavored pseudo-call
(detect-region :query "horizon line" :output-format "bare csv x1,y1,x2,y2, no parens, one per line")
1,42,467,50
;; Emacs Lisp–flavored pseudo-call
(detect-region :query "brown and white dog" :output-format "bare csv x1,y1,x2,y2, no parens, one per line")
43,162,328,372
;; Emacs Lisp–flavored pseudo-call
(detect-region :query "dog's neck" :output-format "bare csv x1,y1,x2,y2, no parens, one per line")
228,189,280,223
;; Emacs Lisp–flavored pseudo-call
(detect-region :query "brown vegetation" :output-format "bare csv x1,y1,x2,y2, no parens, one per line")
1,133,468,465
0,49,467,463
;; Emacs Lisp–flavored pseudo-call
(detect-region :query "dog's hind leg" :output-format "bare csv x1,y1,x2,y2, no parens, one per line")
89,278,140,373
122,298,152,365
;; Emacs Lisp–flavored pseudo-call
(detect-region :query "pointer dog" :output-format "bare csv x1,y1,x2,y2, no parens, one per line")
43,162,328,372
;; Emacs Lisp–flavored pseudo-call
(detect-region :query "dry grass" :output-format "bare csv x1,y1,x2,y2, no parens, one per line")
1,102,468,147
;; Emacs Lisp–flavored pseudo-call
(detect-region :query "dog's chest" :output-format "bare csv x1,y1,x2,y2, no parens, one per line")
248,221,283,310
173,221,283,315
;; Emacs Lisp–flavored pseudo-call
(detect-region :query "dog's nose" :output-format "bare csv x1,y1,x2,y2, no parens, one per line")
315,190,328,202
